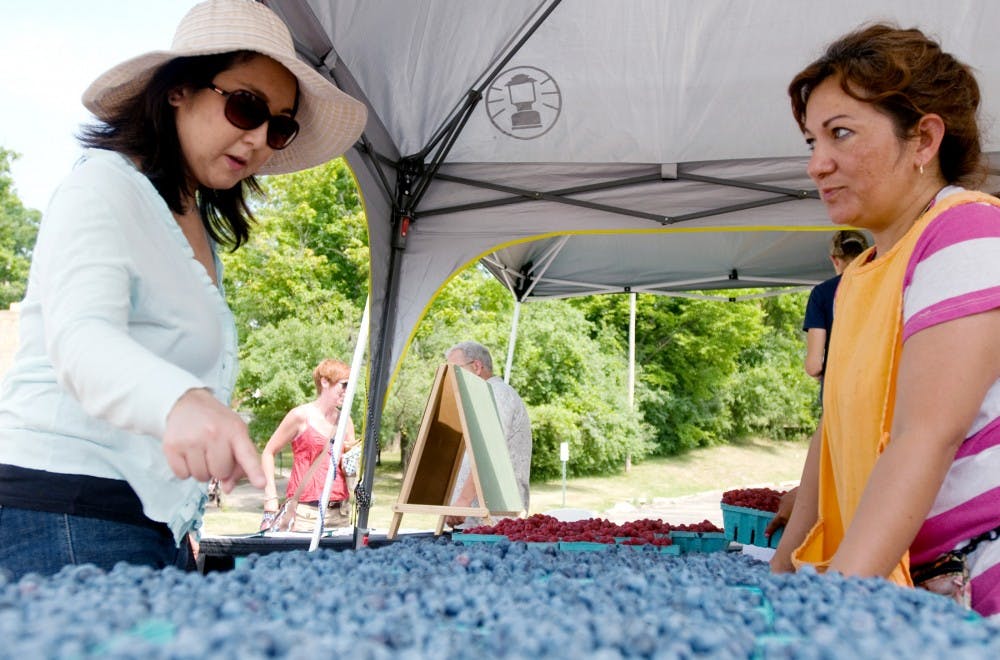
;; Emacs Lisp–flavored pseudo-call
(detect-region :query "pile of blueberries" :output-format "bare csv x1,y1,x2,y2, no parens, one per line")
1,538,997,658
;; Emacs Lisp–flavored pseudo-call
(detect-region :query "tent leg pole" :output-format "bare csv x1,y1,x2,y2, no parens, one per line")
309,297,370,552
503,300,521,384
626,292,636,472
353,215,408,549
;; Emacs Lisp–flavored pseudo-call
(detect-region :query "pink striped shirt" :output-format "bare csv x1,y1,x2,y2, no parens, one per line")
903,189,1000,614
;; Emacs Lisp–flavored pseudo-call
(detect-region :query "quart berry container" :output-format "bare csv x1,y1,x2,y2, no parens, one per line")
668,531,730,554
720,503,783,549
558,541,613,552
450,532,508,545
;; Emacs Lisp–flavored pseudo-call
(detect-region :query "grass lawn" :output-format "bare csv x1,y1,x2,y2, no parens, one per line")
530,435,807,510
201,435,808,536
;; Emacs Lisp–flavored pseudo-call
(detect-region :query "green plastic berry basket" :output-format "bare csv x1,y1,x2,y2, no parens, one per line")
668,531,730,553
450,532,507,545
558,541,613,552
720,503,782,549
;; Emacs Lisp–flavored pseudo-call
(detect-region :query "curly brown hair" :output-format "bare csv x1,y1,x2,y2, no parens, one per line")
789,23,985,187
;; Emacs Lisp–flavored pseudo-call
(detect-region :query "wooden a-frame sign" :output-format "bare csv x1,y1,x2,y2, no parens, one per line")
388,364,524,538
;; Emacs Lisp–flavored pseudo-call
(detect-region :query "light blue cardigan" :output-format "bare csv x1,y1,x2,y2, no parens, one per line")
0,149,239,543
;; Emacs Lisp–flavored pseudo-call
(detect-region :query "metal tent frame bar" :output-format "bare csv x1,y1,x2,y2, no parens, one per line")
524,284,814,303
418,166,819,226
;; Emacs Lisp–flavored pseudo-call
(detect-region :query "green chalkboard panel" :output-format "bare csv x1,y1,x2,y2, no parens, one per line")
453,366,523,513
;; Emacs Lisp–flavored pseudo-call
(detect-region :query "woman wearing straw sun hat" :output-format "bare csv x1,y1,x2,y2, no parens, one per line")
0,0,366,578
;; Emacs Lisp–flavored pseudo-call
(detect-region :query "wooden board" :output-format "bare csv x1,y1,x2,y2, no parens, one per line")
389,364,524,538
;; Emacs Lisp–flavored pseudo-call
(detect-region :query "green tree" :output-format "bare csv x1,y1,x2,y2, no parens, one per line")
257,159,369,306
220,155,818,469
515,301,654,479
222,159,366,444
0,148,41,308
576,293,767,454
223,158,367,330
727,291,818,439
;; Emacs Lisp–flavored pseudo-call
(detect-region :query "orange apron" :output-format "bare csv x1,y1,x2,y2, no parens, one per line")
792,191,1000,586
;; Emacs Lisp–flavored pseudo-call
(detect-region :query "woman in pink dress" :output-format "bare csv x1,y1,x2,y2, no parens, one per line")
260,359,357,531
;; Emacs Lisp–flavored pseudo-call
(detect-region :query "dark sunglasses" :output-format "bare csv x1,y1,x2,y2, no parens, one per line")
207,84,299,150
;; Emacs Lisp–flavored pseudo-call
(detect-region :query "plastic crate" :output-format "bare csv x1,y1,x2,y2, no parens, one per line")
558,541,612,553
450,533,507,545
720,503,783,549
668,531,730,554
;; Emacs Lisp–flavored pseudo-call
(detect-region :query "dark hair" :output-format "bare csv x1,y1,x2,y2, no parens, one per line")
831,229,869,262
789,24,984,187
79,51,265,249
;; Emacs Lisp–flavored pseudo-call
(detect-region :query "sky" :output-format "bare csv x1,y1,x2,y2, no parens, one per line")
0,1,201,211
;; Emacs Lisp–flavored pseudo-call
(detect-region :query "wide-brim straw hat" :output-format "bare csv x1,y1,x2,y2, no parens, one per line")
82,0,367,175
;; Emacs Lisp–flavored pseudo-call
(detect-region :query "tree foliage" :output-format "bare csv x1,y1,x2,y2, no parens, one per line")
574,291,816,455
0,148,41,308
221,159,366,444
515,302,654,479
727,292,819,440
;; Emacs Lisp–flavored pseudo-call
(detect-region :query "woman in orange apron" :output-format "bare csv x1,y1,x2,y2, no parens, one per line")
771,24,1000,618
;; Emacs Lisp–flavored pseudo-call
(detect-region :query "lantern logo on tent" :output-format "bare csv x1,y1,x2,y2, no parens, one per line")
485,66,562,139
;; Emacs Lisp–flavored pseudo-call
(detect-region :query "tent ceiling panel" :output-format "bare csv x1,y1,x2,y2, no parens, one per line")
304,0,544,156
303,0,1000,164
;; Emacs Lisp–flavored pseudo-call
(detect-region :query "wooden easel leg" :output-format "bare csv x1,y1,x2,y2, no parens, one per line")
435,516,446,536
388,512,403,540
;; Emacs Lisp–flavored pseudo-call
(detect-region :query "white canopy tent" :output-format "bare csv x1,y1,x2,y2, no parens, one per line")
264,0,1000,541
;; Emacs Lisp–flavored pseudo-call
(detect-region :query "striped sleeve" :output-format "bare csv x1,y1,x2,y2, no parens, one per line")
902,202,1000,341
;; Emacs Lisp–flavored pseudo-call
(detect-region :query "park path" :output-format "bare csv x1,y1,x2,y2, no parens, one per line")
215,474,798,530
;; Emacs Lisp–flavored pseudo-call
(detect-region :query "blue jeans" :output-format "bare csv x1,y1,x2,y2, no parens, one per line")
0,506,192,580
